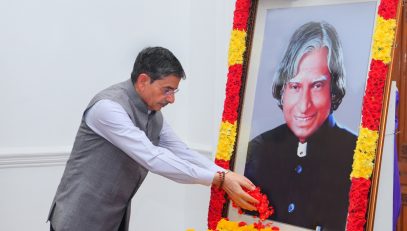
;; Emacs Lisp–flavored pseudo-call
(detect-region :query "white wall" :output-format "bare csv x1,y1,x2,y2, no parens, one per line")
0,0,235,230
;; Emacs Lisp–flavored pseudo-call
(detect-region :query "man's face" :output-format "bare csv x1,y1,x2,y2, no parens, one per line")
282,47,332,142
137,74,180,111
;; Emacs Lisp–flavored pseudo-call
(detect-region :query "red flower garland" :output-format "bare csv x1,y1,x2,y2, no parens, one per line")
208,160,230,229
208,186,227,230
361,60,388,131
378,0,398,19
346,178,372,231
222,64,243,123
233,0,251,30
232,187,275,221
215,159,231,170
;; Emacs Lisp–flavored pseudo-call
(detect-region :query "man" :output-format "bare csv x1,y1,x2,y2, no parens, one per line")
245,22,357,231
48,47,258,231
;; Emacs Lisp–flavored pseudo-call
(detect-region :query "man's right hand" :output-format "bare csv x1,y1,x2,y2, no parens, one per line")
213,171,258,211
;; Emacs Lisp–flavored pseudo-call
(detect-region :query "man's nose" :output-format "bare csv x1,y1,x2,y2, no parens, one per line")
166,94,175,104
298,89,312,113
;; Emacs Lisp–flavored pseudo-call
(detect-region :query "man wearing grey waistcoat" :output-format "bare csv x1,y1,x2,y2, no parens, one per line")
47,47,258,231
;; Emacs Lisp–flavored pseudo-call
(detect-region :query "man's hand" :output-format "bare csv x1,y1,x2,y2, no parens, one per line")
213,171,259,211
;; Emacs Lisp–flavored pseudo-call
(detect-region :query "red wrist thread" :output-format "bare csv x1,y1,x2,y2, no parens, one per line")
217,171,225,189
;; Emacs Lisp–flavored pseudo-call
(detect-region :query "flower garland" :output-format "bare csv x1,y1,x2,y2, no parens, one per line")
207,0,399,230
207,0,251,230
232,187,275,221
215,219,280,231
347,0,398,230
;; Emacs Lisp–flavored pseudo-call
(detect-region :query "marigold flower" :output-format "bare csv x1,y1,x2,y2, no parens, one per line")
228,30,247,66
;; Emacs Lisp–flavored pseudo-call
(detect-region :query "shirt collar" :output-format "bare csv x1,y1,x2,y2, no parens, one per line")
124,79,150,114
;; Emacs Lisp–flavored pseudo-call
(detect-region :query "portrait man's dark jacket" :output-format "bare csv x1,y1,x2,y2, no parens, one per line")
244,115,356,231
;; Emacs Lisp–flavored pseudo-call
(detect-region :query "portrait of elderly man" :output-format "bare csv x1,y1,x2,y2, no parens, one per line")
244,21,357,231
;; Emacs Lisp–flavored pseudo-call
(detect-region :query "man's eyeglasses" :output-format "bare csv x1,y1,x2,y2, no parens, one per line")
162,87,179,96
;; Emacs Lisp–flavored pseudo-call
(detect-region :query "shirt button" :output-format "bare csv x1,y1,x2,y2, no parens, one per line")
295,165,303,174
288,203,295,213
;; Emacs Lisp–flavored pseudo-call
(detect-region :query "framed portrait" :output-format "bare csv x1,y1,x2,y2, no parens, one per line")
207,0,401,230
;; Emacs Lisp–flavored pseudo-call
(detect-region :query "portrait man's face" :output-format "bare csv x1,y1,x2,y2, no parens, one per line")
282,47,332,142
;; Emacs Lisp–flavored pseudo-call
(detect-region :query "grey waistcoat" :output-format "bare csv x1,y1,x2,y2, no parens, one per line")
48,79,163,231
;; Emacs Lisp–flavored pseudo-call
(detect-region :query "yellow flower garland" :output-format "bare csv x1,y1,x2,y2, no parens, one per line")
216,219,275,231
351,127,379,179
228,30,247,66
215,121,238,161
371,15,397,64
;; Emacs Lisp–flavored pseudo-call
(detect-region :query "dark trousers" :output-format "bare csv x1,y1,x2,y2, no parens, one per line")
50,224,55,231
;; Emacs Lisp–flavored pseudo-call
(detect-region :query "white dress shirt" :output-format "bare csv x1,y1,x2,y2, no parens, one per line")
85,99,223,186
297,142,307,158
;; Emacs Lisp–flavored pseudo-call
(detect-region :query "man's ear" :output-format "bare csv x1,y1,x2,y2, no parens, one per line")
135,73,150,92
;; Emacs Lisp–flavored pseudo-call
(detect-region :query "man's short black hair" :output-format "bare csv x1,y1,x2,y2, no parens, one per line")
131,47,186,84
